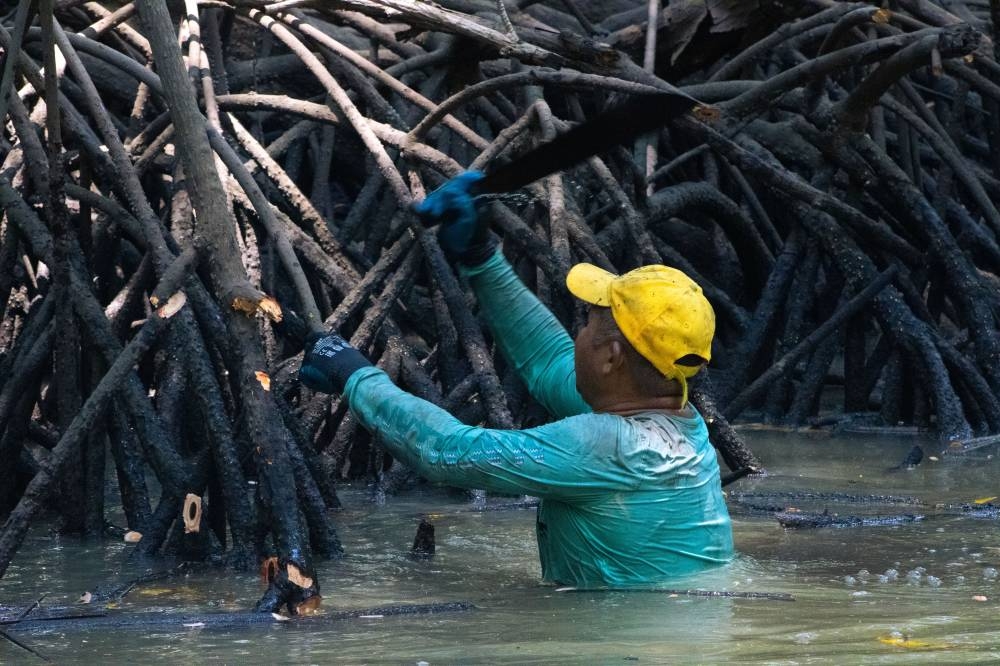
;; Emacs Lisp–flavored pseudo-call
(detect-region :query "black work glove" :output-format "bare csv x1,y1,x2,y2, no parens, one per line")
413,171,497,267
298,332,372,394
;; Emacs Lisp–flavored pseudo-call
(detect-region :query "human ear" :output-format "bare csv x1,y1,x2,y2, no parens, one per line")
602,340,626,375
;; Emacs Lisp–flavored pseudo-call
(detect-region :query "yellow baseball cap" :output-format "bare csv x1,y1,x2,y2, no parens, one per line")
566,263,715,405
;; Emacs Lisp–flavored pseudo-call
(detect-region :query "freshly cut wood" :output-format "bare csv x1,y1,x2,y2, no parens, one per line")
182,494,202,534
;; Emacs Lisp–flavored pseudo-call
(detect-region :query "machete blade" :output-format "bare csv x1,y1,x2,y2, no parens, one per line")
471,90,701,196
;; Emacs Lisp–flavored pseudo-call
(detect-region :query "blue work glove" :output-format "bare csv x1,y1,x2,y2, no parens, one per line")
298,332,372,394
413,171,496,266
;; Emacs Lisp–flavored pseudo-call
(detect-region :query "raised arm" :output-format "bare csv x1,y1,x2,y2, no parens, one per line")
461,251,590,418
412,171,589,418
344,367,618,498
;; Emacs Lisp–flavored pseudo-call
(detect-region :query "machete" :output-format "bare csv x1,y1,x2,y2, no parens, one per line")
275,89,706,346
469,88,704,196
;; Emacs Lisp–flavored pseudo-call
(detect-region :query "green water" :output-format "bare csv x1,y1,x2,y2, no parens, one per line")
2,431,999,664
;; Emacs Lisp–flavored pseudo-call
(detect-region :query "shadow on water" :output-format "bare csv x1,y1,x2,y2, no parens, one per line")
2,431,1000,663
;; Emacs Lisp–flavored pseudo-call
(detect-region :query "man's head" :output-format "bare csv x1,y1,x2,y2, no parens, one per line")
566,263,715,410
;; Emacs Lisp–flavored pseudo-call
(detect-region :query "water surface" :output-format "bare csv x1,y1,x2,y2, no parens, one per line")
2,431,999,663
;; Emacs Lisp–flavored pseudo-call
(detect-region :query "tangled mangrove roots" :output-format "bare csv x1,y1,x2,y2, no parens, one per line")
2,0,1000,608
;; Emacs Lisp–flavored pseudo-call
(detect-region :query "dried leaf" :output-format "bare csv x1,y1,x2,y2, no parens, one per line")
286,563,314,589
706,0,759,33
973,496,997,505
658,2,709,65
255,371,271,392
124,530,143,543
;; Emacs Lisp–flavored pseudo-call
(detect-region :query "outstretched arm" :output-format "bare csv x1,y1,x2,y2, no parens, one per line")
344,367,618,498
461,251,590,418
413,172,588,418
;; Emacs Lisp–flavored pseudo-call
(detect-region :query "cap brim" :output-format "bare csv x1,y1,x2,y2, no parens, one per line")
566,263,616,306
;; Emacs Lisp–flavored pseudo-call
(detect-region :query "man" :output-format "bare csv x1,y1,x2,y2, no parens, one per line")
300,172,733,588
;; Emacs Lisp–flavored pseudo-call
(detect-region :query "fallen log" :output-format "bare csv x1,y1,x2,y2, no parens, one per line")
3,601,474,634
940,433,1000,455
728,490,926,506
82,563,191,605
776,511,926,529
954,503,1000,519
0,607,109,625
557,587,795,601
0,627,50,662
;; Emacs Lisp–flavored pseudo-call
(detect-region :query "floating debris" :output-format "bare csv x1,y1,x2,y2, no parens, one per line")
878,634,954,650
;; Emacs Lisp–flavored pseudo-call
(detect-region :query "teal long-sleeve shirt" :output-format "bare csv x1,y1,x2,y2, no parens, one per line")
343,251,734,587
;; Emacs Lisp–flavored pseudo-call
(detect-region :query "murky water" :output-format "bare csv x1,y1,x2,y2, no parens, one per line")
2,431,999,663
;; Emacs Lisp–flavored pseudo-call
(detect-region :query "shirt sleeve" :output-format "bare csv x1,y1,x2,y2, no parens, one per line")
343,367,626,499
459,250,591,418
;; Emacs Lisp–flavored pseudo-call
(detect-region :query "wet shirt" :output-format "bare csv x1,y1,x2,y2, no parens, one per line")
343,251,734,587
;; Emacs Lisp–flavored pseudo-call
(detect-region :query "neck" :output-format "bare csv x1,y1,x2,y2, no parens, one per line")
589,395,689,416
